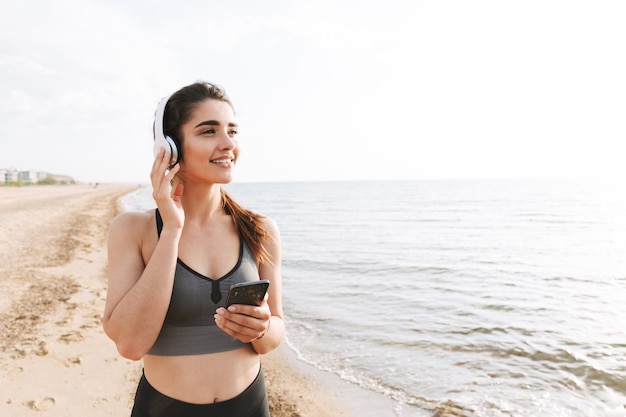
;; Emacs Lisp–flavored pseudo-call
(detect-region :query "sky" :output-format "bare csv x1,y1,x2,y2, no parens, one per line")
1,0,625,184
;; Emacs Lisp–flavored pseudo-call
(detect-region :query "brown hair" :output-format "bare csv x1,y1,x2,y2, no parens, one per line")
221,189,272,265
163,81,273,265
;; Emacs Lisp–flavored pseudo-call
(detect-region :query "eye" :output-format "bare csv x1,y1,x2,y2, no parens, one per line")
202,128,216,135
229,129,238,136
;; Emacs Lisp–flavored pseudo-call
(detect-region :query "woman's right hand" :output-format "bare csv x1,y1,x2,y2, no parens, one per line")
151,148,185,230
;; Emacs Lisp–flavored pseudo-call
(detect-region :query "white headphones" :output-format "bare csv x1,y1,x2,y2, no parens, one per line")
153,94,179,168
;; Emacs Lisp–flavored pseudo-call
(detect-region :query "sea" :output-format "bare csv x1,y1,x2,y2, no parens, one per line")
121,179,626,417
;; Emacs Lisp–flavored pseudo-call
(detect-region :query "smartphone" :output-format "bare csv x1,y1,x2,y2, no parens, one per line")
225,280,270,308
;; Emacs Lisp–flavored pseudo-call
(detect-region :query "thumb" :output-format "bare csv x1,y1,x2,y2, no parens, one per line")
172,182,184,202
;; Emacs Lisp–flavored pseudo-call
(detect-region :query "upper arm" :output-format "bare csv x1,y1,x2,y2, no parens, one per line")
102,211,151,328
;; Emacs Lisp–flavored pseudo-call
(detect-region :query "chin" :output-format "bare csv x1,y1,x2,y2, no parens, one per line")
215,174,235,184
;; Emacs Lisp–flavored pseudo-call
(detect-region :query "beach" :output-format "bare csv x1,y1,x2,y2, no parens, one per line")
0,184,349,417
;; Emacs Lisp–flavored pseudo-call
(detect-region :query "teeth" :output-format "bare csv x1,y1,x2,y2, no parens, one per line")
211,159,231,163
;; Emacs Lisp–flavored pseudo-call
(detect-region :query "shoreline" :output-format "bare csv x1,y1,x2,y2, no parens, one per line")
0,184,351,417
265,342,405,417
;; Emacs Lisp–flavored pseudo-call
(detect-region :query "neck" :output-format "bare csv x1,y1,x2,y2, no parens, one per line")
180,183,226,223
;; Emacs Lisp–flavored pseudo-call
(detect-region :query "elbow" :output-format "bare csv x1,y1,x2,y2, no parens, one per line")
252,341,279,355
111,335,148,361
116,343,146,361
102,321,147,361
112,334,148,361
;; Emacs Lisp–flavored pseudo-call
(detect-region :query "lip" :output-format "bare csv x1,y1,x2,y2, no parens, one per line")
210,156,235,166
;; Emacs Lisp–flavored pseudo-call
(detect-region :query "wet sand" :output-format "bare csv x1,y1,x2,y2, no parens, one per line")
0,184,348,417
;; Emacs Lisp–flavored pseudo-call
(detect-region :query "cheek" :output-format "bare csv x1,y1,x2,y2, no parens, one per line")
184,141,213,159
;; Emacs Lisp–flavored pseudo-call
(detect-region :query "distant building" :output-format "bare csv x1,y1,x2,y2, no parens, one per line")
19,170,38,184
4,169,19,183
0,168,62,184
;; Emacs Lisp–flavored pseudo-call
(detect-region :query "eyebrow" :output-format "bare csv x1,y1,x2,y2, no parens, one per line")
194,120,238,128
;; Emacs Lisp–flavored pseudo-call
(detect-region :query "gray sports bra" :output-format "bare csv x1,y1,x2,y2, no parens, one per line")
147,209,260,356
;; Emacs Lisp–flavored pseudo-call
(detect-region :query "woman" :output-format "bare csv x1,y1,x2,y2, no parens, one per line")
103,81,284,417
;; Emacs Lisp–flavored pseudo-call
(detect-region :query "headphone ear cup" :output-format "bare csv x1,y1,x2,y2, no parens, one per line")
152,135,179,168
153,94,179,168
164,136,179,167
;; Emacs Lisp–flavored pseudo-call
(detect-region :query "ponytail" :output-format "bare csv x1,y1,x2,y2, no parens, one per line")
220,188,273,265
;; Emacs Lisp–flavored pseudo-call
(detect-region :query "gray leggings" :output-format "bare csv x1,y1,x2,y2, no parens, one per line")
131,368,270,417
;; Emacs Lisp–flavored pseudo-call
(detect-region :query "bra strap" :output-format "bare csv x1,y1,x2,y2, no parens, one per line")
155,208,163,237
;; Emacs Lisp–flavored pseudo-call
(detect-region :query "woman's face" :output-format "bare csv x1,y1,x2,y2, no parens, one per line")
177,99,239,184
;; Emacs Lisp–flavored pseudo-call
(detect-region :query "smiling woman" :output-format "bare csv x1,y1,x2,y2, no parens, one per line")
102,81,284,417
0,183,350,417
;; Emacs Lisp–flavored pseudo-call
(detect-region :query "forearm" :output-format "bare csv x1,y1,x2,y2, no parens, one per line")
105,278,172,359
251,315,285,355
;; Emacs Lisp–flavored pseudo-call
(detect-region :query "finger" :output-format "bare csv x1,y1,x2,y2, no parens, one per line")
150,149,171,186
151,147,171,174
227,304,271,320
151,147,165,169
150,149,163,182
152,157,178,196
216,308,264,332
214,314,257,339
172,182,184,202
168,164,181,181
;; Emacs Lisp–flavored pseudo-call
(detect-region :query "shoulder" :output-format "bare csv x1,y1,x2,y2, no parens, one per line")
110,209,154,228
260,215,280,239
108,209,156,240
258,215,281,264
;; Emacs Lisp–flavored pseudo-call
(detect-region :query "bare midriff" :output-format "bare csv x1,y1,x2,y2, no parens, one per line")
142,345,260,404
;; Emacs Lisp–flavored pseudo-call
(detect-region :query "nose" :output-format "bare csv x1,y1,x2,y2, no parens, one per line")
218,130,237,150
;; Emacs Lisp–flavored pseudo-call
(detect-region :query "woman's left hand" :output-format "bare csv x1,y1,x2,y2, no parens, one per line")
214,297,271,343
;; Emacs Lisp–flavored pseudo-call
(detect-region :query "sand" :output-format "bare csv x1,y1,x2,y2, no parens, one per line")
0,184,350,417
